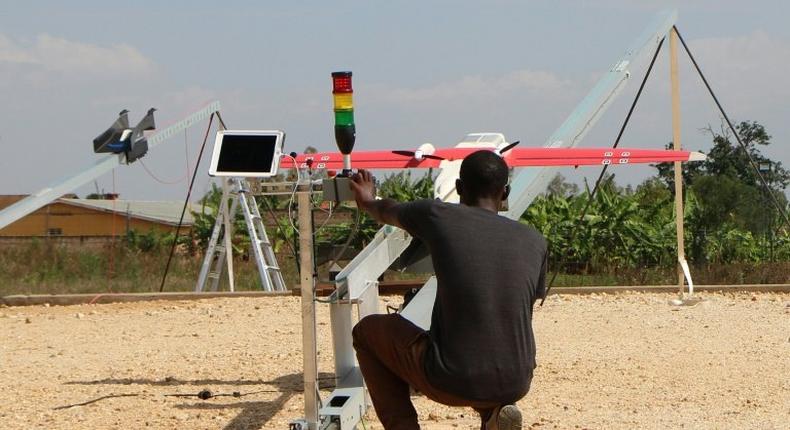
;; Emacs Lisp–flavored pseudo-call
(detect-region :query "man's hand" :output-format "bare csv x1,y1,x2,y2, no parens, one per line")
349,169,403,228
350,169,376,209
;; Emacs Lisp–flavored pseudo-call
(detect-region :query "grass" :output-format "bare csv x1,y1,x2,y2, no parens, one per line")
551,262,789,286
0,240,300,296
0,241,787,296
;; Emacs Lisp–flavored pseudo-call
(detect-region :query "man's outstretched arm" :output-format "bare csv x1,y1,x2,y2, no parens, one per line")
350,169,404,229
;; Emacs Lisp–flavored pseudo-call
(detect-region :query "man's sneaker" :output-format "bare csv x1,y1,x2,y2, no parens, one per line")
485,404,522,430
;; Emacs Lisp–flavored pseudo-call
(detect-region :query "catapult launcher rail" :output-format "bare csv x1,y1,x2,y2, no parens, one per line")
290,10,686,430
0,101,222,231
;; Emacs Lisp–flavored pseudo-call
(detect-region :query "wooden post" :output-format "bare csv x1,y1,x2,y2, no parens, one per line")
298,187,319,429
45,204,51,238
670,28,686,297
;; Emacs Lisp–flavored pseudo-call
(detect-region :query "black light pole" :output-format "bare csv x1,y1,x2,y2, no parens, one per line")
758,161,773,261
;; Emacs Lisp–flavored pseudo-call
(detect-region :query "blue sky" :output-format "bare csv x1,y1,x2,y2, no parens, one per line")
1,1,789,200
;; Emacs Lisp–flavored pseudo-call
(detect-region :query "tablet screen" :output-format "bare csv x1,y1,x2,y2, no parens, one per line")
216,134,276,173
209,130,284,177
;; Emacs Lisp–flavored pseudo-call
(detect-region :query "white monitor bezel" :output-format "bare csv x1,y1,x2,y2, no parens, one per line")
208,129,285,178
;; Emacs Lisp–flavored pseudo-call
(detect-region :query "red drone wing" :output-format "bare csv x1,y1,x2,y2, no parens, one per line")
503,148,698,166
287,150,444,169
284,147,701,169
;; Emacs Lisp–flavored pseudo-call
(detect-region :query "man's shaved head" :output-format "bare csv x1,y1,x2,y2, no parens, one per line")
458,150,509,201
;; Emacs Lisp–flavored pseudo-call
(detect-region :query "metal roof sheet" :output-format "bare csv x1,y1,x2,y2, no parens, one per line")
59,199,212,226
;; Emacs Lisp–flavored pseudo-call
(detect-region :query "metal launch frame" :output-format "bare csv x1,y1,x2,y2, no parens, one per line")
292,10,696,430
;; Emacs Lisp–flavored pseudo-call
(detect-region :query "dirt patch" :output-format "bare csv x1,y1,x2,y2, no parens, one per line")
1,292,788,429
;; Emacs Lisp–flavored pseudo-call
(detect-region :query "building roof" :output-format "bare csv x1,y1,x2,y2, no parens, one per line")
59,199,211,226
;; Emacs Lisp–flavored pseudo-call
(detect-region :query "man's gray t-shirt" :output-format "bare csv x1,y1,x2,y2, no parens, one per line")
397,199,547,403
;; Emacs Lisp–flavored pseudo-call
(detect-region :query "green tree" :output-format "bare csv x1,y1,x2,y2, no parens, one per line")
545,173,579,198
656,121,788,192
523,175,673,272
655,121,788,242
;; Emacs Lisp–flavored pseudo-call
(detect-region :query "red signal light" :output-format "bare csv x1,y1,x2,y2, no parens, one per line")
332,70,356,159
332,71,353,93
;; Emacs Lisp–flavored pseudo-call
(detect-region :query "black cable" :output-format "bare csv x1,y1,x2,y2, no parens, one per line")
319,208,362,284
159,113,216,292
53,393,141,410
53,383,340,410
311,197,318,278
673,26,790,233
313,208,364,304
541,36,665,305
288,198,302,275
163,389,282,399
260,197,300,267
215,111,228,131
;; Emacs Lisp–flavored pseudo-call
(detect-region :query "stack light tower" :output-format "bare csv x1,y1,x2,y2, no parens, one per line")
322,71,362,202
332,71,356,174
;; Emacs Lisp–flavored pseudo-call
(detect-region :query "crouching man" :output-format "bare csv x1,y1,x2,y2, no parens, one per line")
349,150,547,430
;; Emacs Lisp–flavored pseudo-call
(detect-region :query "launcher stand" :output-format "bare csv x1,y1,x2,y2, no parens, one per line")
296,181,320,429
291,9,731,429
310,10,685,430
291,177,362,430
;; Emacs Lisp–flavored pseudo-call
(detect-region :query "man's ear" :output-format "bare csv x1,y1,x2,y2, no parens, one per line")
502,184,510,201
455,179,464,197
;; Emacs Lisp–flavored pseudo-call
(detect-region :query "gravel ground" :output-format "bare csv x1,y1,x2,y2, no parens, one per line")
0,291,788,429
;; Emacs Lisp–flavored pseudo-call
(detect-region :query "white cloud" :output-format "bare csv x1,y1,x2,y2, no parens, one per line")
0,34,37,64
0,33,157,80
160,86,219,111
686,31,790,109
572,29,790,189
691,30,789,71
592,29,790,140
367,69,572,105
566,0,754,12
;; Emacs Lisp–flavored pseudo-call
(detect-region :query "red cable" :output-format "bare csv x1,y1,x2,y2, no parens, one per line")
139,159,187,185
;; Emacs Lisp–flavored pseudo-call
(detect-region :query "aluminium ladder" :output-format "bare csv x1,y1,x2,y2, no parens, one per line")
195,177,286,292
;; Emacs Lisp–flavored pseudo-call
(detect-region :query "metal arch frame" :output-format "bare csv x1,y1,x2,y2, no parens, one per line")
0,101,222,231
303,10,679,430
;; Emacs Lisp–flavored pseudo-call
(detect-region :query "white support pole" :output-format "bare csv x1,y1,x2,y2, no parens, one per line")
0,101,221,231
669,28,688,297
298,186,319,429
342,154,352,172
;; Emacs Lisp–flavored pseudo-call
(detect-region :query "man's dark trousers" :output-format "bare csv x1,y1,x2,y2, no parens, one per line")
352,313,505,430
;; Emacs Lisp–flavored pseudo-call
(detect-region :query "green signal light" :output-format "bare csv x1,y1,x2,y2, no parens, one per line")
334,110,354,127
